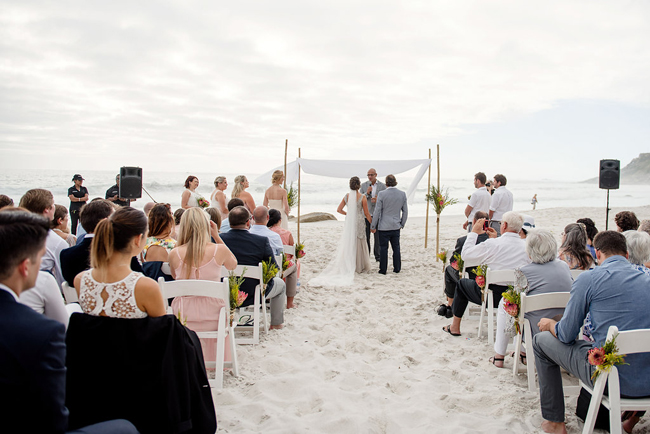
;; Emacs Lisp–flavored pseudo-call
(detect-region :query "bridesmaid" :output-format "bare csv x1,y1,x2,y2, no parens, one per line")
210,176,229,216
231,175,255,211
263,170,290,231
181,176,200,209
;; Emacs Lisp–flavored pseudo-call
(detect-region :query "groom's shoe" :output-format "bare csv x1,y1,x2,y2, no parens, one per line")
378,270,386,275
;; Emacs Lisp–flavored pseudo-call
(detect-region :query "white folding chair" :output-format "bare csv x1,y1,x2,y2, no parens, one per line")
581,326,650,434
283,245,295,256
478,268,515,345
61,281,79,304
513,292,572,392
157,277,239,389
223,263,269,345
160,262,172,276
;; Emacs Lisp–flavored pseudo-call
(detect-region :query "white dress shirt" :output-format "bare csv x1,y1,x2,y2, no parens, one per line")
461,232,531,283
467,187,491,222
249,224,284,255
489,186,514,221
20,271,70,328
42,230,68,286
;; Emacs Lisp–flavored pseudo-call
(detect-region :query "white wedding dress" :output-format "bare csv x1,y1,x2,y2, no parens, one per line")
310,190,366,287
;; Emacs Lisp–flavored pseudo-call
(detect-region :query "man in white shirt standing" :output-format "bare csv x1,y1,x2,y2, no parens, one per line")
249,206,284,255
463,172,491,232
488,174,514,236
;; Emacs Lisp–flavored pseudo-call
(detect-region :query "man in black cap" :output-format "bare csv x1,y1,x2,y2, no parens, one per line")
68,174,88,235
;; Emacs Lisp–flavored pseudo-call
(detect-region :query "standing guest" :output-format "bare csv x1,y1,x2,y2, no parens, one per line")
263,170,291,230
268,209,298,308
181,176,203,209
219,198,245,234
52,204,77,247
488,174,513,235
142,203,176,262
463,172,491,232
19,189,68,286
0,210,139,434
360,168,386,262
531,194,538,210
105,174,132,207
68,174,88,235
615,210,640,232
533,231,650,434
210,176,229,216
577,217,599,262
371,175,408,275
557,223,594,270
0,194,13,209
74,207,166,318
231,175,256,211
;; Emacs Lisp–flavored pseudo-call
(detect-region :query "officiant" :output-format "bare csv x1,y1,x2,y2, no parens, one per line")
360,168,386,262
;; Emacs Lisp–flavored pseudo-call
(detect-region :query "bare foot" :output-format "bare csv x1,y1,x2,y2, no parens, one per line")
541,420,567,434
269,324,284,330
623,411,640,433
287,297,295,309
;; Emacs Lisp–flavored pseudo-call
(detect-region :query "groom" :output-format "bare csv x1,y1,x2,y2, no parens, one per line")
371,175,408,274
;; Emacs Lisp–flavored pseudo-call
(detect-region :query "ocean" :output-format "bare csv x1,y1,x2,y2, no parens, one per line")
1,168,647,220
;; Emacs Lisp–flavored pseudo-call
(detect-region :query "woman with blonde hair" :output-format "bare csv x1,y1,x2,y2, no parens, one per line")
75,207,166,318
167,207,237,363
231,175,255,211
263,170,291,230
210,176,229,216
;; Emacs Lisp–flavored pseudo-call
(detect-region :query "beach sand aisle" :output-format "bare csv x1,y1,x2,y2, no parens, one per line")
214,205,650,434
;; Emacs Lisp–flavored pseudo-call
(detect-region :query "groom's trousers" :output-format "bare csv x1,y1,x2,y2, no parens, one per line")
378,229,401,274
365,219,380,261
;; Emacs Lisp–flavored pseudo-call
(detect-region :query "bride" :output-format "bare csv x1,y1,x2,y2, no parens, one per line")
310,176,372,287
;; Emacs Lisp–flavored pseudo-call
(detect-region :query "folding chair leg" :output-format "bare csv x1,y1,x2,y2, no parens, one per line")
478,301,486,339
512,332,522,378
487,294,494,345
230,330,239,377
525,333,537,392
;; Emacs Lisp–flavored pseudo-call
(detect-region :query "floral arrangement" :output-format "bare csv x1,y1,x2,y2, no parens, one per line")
228,268,248,326
501,285,521,333
295,241,306,259
474,264,488,290
262,258,279,285
588,334,628,380
437,249,449,272
287,183,298,209
197,196,210,209
450,252,464,274
281,253,294,272
425,185,459,215
176,311,187,326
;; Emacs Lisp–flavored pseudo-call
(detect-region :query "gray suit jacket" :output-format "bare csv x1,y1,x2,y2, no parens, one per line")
371,187,408,231
360,180,386,216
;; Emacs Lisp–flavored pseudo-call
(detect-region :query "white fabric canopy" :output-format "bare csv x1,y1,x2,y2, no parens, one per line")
254,158,431,203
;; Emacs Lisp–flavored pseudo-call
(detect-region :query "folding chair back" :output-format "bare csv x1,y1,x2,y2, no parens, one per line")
223,263,268,344
478,268,515,344
61,281,79,304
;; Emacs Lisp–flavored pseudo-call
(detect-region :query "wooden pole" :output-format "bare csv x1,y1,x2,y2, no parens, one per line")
425,148,432,249
297,148,301,243
436,144,441,259
283,139,288,190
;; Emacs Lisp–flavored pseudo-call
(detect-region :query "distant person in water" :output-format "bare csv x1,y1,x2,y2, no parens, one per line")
531,194,538,210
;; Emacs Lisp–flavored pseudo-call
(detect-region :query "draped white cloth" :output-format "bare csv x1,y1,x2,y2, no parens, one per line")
253,158,431,204
309,191,358,287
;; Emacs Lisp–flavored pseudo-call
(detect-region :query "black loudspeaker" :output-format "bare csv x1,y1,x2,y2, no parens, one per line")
599,159,620,190
119,167,143,199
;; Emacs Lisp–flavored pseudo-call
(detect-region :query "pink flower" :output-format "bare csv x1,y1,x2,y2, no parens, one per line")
475,276,485,288
236,291,247,306
588,347,606,366
451,261,459,270
298,250,305,258
439,200,444,206
504,300,518,317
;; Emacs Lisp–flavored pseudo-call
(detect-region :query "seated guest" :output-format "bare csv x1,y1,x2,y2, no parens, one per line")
439,211,489,318
60,200,114,287
143,201,156,216
52,204,77,247
219,197,245,234
19,188,68,286
443,212,531,340
171,207,184,239
0,209,138,433
492,229,572,368
168,207,237,363
205,206,222,233
74,207,166,318
534,231,650,434
557,223,594,270
615,210,640,232
577,217,599,262
105,174,132,207
142,203,176,262
640,220,650,268
268,209,298,308
249,206,283,255
20,270,71,329
624,230,650,277
220,206,286,329
0,194,13,209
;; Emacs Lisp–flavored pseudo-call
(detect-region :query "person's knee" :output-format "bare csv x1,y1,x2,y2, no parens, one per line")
532,331,553,358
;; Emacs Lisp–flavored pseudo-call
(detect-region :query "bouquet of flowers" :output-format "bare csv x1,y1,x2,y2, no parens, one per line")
228,269,248,326
425,186,459,215
501,285,521,334
451,252,464,275
588,333,628,380
197,196,210,209
436,249,449,272
295,241,306,259
262,258,279,285
287,183,298,209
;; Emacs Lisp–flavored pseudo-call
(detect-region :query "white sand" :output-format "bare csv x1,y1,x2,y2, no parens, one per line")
215,205,650,433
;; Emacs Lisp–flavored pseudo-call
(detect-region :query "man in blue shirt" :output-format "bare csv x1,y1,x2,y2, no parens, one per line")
534,231,650,434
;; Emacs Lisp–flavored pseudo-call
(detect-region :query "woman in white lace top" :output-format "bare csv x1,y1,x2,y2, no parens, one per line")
74,207,166,318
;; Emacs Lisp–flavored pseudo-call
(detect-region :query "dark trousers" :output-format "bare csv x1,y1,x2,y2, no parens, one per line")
451,280,507,318
365,219,380,261
70,208,80,235
444,265,460,299
378,229,401,274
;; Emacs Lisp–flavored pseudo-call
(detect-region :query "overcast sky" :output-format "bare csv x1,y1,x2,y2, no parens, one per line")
1,1,649,181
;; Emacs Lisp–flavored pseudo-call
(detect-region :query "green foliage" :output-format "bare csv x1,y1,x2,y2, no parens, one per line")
262,258,279,284
425,185,459,214
287,183,298,209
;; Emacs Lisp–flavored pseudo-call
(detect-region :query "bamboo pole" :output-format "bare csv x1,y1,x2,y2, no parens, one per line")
425,148,432,249
283,139,288,190
436,144,441,259
297,148,301,243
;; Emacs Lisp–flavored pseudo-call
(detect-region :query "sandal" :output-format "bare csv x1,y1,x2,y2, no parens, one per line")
489,356,505,368
442,325,461,336
510,351,527,365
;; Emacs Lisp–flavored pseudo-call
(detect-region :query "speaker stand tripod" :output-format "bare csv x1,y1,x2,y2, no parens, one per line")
605,189,611,230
